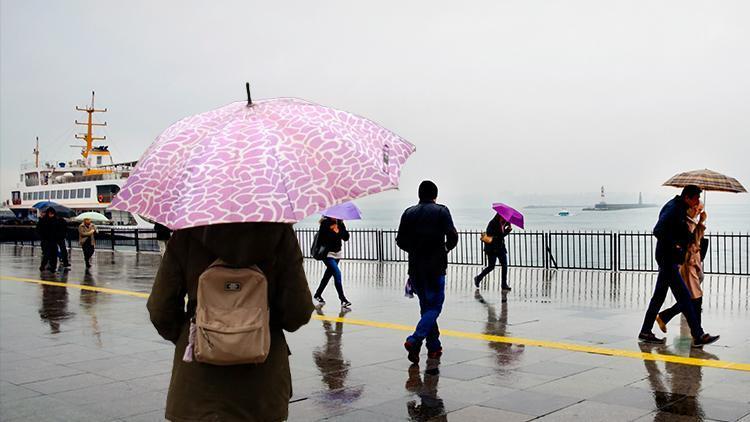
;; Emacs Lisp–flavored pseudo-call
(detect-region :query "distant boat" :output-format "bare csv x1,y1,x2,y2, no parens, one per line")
558,209,570,216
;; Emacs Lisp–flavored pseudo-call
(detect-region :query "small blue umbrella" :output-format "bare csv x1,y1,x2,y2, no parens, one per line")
32,201,74,217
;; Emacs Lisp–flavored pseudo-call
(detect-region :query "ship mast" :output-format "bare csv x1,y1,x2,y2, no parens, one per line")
33,136,40,168
75,91,107,159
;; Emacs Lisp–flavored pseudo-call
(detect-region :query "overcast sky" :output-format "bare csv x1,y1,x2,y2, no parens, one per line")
2,0,749,209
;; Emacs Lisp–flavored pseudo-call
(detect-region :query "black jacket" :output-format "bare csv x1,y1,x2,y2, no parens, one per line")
154,223,172,241
653,196,692,266
317,218,349,253
37,216,67,242
396,201,459,281
484,217,511,255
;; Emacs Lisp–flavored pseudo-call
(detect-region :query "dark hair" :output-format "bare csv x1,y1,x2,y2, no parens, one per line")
418,180,438,201
681,185,702,199
46,207,56,215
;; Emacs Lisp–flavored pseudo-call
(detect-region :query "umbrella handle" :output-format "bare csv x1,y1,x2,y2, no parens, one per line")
246,82,252,106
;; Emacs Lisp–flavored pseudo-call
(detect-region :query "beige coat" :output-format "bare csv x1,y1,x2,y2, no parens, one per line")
680,219,705,299
147,223,314,422
78,222,96,246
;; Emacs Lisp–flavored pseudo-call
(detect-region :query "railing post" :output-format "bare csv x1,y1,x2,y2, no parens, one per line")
111,228,115,251
543,232,549,269
134,229,140,252
376,230,383,263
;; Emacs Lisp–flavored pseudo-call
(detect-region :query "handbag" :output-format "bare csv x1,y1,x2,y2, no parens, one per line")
480,232,493,244
310,233,329,260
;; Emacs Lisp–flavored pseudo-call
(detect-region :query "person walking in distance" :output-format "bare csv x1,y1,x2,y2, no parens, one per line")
656,201,708,331
37,208,58,272
639,185,719,347
397,181,458,363
313,217,352,308
78,217,97,269
37,208,68,271
474,214,512,291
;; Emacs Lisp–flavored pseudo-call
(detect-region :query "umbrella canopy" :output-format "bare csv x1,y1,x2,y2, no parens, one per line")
663,169,746,193
322,202,362,220
492,203,524,229
73,212,110,222
111,98,415,230
32,201,74,217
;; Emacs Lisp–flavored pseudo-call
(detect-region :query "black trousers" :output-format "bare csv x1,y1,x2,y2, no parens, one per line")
641,263,704,339
476,251,508,286
40,240,57,270
82,241,95,266
659,297,703,328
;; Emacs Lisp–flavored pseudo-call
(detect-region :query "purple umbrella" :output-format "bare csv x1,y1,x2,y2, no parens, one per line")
322,202,362,220
492,203,524,229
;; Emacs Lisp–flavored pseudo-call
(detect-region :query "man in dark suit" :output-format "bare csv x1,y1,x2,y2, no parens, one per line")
639,185,719,347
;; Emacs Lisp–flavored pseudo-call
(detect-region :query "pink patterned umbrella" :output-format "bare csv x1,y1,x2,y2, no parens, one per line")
111,98,415,229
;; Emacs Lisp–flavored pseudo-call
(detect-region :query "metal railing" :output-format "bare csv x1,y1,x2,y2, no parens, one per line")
2,226,748,275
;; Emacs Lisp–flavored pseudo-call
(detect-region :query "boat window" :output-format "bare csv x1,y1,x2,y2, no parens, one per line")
44,191,50,199
97,185,120,203
52,191,59,199
96,156,102,165
63,190,70,199
77,188,85,198
70,189,77,199
85,188,91,198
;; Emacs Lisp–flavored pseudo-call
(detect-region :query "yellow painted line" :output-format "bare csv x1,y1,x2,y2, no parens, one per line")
3,274,749,372
0,275,150,299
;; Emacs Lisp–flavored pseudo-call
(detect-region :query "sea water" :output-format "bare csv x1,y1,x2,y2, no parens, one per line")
299,203,750,233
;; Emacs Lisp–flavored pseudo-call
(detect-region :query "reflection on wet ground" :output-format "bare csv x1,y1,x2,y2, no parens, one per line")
1,245,749,421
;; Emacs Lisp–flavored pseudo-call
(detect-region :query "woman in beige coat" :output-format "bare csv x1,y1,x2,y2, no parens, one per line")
78,218,97,268
147,223,314,422
656,203,707,331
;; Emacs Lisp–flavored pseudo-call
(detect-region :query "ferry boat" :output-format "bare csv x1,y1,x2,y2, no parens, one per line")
4,92,150,228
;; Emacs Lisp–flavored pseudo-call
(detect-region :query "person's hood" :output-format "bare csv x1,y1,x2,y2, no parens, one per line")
185,222,291,266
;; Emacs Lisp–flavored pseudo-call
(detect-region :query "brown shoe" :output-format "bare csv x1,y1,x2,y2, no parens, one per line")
656,315,667,333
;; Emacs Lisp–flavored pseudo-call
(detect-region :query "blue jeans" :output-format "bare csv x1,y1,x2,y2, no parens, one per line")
641,263,704,339
315,258,348,302
407,276,446,352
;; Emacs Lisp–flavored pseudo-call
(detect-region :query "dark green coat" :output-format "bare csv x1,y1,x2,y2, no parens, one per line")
147,223,314,422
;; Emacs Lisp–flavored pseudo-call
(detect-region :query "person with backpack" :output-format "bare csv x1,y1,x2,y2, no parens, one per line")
312,217,352,308
146,223,314,422
397,181,459,363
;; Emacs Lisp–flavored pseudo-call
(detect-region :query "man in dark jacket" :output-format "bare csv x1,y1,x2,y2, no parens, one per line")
36,208,69,271
474,214,512,291
639,185,719,347
397,181,458,363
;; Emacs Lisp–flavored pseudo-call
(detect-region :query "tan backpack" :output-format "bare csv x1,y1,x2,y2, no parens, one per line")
189,259,271,365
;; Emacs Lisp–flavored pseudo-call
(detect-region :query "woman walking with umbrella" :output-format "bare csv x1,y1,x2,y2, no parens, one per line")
313,202,359,308
474,203,523,291
110,88,414,421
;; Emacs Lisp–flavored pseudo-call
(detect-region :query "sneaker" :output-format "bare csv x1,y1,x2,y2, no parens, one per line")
313,295,325,304
692,333,720,348
427,348,443,360
341,300,352,308
638,332,665,344
473,276,481,288
655,315,667,333
501,284,512,292
404,341,420,364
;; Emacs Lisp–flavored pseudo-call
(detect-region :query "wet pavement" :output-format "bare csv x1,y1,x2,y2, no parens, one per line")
1,244,749,421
